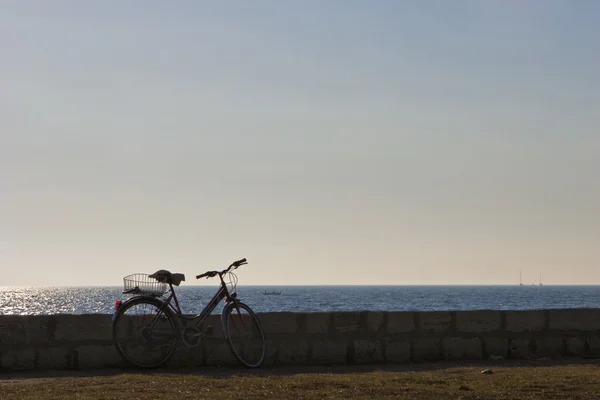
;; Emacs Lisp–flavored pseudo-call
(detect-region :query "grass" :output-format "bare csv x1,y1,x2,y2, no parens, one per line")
2,361,600,399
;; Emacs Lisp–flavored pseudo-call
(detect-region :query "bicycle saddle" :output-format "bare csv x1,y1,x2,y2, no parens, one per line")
149,270,186,286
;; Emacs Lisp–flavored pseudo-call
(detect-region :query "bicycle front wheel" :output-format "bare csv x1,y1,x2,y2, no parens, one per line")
224,301,266,368
113,297,178,368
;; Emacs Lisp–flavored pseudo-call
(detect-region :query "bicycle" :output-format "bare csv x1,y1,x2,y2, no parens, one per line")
112,258,266,369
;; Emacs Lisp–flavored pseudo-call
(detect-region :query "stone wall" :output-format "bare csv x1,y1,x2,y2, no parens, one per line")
2,309,600,371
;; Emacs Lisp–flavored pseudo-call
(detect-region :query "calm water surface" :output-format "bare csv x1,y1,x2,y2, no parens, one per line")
2,285,600,315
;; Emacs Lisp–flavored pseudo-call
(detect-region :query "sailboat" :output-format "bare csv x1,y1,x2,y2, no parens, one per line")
519,269,524,286
539,272,543,286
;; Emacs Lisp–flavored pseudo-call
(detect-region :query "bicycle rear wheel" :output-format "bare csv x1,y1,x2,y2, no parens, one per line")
224,301,266,368
113,297,178,368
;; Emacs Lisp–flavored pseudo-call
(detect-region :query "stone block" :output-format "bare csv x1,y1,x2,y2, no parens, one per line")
167,345,204,368
535,337,564,358
412,338,441,361
36,347,73,370
311,340,347,364
204,341,237,366
505,311,545,332
587,336,600,357
0,316,52,349
483,337,509,359
304,313,330,334
366,312,383,332
0,319,30,347
264,339,277,365
385,339,411,363
387,312,415,334
353,340,383,364
456,311,501,333
77,345,122,369
566,337,585,357
54,315,113,342
259,312,297,335
443,337,482,360
548,309,600,331
418,312,452,333
509,338,533,359
333,312,361,333
0,349,36,371
278,340,308,364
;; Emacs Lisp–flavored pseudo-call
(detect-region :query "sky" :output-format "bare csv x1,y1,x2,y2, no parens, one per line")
1,1,599,286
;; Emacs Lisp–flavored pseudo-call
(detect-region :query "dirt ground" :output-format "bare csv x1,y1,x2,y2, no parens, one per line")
2,358,600,400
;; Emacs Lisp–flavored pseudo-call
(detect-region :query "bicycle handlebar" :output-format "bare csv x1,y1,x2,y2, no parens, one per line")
196,258,248,279
196,271,218,279
231,258,247,267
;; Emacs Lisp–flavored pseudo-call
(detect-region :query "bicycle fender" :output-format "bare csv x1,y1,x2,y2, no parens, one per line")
112,296,163,322
220,300,242,338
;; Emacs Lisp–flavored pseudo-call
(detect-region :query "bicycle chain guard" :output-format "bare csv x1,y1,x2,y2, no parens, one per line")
181,322,214,348
181,326,202,347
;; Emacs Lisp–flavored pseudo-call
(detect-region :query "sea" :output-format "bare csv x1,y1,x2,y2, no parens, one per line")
2,285,600,315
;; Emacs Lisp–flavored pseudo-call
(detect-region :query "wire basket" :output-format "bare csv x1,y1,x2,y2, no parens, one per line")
225,271,238,295
122,273,168,296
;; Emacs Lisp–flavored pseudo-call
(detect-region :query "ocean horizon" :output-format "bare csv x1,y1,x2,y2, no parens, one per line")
3,285,600,316
3,284,599,288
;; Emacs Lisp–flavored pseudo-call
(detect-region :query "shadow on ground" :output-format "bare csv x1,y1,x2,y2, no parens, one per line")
2,358,600,381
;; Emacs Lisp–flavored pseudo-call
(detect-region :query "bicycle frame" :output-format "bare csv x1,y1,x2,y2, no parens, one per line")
154,272,238,328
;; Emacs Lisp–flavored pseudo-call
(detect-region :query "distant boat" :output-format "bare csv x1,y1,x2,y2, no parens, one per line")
519,269,524,286
539,272,543,286
263,290,281,295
